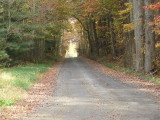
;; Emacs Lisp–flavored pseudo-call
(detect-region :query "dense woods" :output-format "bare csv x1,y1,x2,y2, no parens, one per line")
74,0,160,75
0,0,160,75
0,0,70,66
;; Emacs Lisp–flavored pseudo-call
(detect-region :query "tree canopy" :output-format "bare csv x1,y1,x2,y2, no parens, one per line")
0,0,160,75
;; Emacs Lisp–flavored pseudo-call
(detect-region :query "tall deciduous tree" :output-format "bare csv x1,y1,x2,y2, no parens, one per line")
144,0,155,73
133,0,144,72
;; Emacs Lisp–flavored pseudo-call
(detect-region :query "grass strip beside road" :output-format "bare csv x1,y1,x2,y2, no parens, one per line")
96,58,160,85
0,64,52,107
103,62,160,85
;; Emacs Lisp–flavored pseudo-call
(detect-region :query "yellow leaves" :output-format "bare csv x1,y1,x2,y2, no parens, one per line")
97,26,107,31
26,19,32,23
44,30,56,37
119,2,132,16
123,22,134,33
118,2,133,33
51,33,55,37
118,2,134,33
156,43,160,48
154,30,160,35
0,5,4,13
22,3,30,9
83,0,100,14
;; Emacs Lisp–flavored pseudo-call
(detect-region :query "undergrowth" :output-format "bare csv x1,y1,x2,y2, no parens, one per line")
90,56,160,85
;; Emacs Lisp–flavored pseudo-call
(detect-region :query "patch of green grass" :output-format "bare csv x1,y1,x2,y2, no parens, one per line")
146,76,160,85
104,63,116,69
0,64,52,107
0,100,15,107
4,64,52,89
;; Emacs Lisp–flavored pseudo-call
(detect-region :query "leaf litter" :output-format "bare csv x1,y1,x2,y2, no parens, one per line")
84,58,160,99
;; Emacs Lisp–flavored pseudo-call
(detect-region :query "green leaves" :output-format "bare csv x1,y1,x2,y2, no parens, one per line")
0,51,10,67
0,0,72,66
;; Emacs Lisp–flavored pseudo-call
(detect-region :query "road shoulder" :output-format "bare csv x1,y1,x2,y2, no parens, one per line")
83,57,160,99
0,62,61,120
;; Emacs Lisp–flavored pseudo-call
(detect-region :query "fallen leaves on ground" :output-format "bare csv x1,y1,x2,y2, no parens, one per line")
0,62,61,120
85,58,160,98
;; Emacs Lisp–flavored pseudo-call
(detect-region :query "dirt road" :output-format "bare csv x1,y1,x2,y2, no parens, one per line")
23,58,160,120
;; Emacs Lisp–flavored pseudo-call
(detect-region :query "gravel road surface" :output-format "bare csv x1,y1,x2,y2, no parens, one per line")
23,58,160,120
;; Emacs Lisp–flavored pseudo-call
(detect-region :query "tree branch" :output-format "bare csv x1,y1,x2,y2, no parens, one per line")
72,15,88,32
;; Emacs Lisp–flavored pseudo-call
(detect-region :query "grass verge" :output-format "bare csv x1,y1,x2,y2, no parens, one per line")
0,64,52,107
91,57,160,85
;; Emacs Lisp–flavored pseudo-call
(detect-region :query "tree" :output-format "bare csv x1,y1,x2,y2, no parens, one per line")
144,0,155,73
133,0,144,72
0,1,10,67
0,0,71,66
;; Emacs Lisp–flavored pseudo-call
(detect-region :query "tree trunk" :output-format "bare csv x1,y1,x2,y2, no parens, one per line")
86,28,93,55
144,0,155,73
88,19,95,55
92,19,99,56
108,16,116,56
124,0,135,68
133,0,144,72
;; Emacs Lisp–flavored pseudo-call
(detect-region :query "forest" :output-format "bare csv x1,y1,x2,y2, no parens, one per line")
0,0,69,66
0,0,160,74
0,0,160,118
75,0,160,74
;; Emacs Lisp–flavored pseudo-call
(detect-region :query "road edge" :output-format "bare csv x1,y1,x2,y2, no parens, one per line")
82,57,160,99
0,62,62,120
